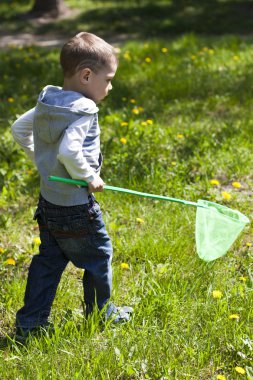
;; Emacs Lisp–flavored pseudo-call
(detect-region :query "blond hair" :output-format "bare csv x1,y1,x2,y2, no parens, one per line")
60,32,118,77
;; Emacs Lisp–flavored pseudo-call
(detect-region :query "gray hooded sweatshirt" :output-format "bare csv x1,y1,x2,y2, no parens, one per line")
33,85,101,206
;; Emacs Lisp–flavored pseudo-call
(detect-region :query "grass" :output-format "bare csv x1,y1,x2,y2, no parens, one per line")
0,4,253,379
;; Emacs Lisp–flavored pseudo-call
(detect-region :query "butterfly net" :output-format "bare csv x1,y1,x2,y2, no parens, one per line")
195,200,249,262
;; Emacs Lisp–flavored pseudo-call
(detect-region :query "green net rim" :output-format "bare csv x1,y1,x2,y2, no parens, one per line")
197,199,250,224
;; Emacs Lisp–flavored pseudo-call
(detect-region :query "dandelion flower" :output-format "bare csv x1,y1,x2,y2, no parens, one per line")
120,137,127,144
130,99,136,104
146,119,153,125
177,133,184,139
120,122,128,127
233,55,240,61
145,57,152,63
208,49,214,55
33,237,41,245
121,263,129,270
239,276,247,282
191,55,196,60
161,47,168,53
8,97,14,103
136,218,144,224
0,247,5,254
132,108,140,115
229,314,240,320
210,179,220,186
232,181,241,188
123,52,131,60
171,161,177,166
221,191,232,201
246,242,252,247
216,375,227,380
141,121,147,127
5,258,16,266
235,366,246,375
212,290,223,299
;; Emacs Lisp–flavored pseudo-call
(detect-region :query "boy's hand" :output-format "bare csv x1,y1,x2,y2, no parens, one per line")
87,176,105,193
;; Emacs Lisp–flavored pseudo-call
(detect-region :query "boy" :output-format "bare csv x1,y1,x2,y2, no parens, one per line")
11,32,133,341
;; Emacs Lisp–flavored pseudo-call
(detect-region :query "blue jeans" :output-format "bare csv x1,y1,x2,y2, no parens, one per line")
16,194,113,329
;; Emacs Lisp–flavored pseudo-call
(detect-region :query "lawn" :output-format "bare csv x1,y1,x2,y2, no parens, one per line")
0,1,253,379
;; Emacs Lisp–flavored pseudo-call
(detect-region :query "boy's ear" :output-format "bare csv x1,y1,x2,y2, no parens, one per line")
79,68,92,84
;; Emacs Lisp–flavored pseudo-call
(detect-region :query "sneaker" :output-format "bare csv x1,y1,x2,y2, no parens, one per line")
105,303,133,324
14,323,54,344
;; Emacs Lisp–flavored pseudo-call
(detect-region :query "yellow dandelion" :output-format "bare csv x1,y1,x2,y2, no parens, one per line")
136,218,144,224
246,242,252,247
212,290,223,299
130,99,136,104
132,108,140,115
208,49,214,55
33,237,41,245
145,57,152,63
146,119,153,125
233,55,240,61
141,121,147,127
210,179,220,186
239,276,247,282
8,97,14,103
229,314,240,320
120,121,128,127
0,247,5,254
232,181,241,188
123,52,131,61
216,375,227,380
161,47,168,53
120,137,127,144
221,191,232,201
177,133,184,139
5,258,16,266
121,262,130,270
191,55,196,60
235,366,246,375
171,161,177,166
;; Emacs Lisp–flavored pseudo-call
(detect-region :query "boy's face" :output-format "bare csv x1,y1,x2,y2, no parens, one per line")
83,61,118,103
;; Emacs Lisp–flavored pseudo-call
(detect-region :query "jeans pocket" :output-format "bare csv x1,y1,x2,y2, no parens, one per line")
87,201,106,234
47,214,90,238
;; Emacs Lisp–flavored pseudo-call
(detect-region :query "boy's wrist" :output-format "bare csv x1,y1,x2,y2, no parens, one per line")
84,172,99,183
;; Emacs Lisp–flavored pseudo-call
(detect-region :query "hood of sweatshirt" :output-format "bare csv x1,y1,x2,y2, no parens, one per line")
34,85,99,144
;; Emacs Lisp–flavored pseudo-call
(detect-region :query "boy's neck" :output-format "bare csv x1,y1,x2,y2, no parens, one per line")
62,77,83,94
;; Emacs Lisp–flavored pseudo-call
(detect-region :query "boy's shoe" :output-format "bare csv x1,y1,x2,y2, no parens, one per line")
14,323,54,344
105,302,133,324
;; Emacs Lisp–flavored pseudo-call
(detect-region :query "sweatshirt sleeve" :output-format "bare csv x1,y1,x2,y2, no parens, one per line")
11,108,35,162
57,115,99,183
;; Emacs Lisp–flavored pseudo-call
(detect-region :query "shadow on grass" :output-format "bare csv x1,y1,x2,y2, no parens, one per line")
1,0,253,39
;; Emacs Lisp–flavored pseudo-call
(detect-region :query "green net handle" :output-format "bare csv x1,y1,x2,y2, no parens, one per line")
48,176,204,208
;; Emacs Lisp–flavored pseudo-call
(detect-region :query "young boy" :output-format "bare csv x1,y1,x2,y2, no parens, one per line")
11,32,133,340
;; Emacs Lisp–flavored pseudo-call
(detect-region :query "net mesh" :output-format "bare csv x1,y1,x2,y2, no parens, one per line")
195,200,249,262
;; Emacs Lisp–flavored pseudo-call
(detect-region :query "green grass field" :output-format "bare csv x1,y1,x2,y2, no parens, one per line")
0,1,253,379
